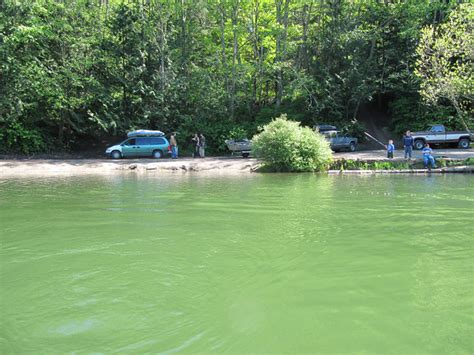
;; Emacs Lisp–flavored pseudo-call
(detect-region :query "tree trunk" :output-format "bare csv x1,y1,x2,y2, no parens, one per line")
177,0,187,71
451,96,471,133
298,3,311,70
352,37,376,121
274,0,289,108
251,0,260,105
218,4,227,66
231,0,240,120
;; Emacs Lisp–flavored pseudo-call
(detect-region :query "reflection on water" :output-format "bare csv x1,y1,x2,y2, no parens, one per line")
0,174,473,353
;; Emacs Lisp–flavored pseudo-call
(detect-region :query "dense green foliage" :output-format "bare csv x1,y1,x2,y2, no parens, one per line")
252,115,332,172
1,0,472,154
415,3,473,131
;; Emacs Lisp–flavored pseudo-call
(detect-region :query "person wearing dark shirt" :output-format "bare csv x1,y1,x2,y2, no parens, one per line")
192,133,200,158
402,130,414,160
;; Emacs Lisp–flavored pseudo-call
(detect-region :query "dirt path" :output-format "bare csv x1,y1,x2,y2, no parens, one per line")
356,106,395,149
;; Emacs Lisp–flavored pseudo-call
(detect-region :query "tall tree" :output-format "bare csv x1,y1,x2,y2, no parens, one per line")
415,3,473,131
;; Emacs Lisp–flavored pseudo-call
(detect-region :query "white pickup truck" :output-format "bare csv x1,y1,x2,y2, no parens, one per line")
411,125,473,150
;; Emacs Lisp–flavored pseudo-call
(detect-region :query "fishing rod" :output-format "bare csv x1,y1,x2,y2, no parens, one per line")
364,131,387,149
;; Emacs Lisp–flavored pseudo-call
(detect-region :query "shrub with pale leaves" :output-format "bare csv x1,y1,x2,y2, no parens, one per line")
252,114,332,172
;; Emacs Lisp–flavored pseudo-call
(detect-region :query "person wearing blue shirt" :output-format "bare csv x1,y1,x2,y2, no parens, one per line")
386,139,395,159
422,143,436,169
402,130,414,160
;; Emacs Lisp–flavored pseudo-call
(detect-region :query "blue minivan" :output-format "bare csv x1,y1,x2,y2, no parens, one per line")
105,132,171,159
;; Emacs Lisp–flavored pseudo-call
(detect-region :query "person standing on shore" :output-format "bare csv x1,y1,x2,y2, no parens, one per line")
199,133,206,158
386,139,395,159
402,130,414,160
192,133,200,158
170,132,178,159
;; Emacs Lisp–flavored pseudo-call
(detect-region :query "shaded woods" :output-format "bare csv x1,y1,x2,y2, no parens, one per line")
1,0,472,154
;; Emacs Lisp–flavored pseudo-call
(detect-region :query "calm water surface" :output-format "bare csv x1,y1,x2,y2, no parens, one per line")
1,174,473,353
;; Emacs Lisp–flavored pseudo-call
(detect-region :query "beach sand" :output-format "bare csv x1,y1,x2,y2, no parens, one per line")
0,157,260,178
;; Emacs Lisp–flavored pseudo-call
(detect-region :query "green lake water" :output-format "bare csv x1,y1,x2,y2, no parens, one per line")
1,174,473,354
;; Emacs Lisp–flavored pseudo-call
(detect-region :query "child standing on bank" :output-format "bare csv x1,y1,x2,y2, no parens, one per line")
386,139,395,159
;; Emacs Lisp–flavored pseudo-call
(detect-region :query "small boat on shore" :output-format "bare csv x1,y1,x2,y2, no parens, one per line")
225,139,252,158
127,130,165,137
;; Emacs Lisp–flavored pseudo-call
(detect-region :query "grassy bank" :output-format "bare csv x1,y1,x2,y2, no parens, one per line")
329,158,474,171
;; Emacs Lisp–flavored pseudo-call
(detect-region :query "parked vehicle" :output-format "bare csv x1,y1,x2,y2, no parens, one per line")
319,129,358,152
314,124,337,133
411,125,473,150
105,130,171,159
225,139,252,158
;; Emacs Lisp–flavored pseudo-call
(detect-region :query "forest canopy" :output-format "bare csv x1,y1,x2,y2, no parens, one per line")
1,0,472,154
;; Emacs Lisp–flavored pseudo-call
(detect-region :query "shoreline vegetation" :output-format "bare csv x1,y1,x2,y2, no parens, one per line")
2,2,472,156
1,157,473,178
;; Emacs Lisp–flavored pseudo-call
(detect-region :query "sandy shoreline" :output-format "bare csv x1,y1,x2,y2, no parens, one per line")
0,157,261,178
1,149,473,178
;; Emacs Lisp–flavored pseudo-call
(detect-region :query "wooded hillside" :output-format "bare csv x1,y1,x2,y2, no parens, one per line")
1,0,472,153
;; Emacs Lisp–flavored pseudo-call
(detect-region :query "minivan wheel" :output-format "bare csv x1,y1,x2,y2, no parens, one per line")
458,138,470,149
152,150,163,159
349,142,356,152
111,150,122,159
414,140,425,150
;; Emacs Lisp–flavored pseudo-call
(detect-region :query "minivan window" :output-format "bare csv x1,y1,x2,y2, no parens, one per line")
134,137,166,145
150,137,166,145
123,139,136,146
